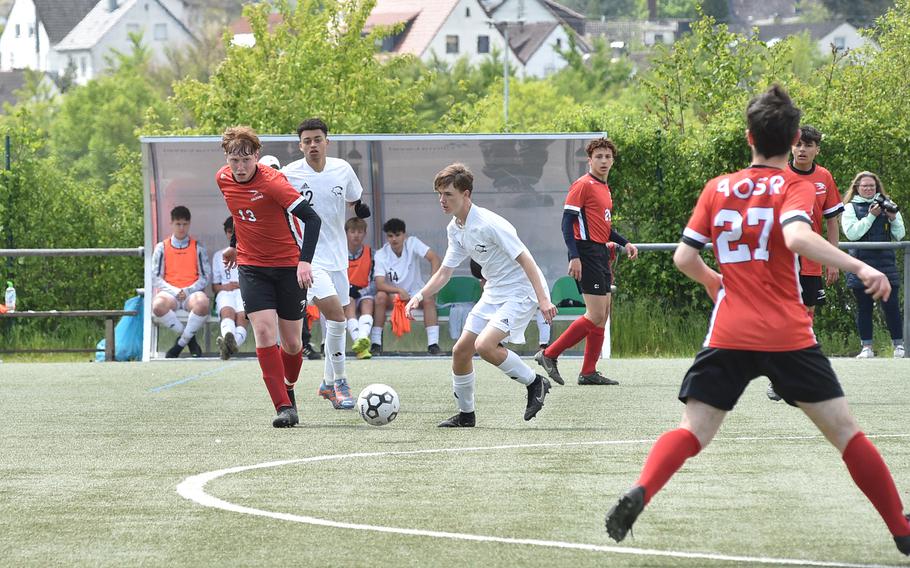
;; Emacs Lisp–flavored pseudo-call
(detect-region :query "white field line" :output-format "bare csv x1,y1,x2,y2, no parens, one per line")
177,436,910,568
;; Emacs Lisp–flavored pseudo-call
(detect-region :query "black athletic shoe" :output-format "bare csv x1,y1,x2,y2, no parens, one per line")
605,486,646,542
187,336,203,358
578,371,619,385
287,388,297,411
370,343,382,356
217,331,238,360
302,343,321,360
896,515,910,555
165,340,184,359
534,349,564,385
438,411,476,427
524,375,551,421
272,406,299,428
427,343,442,355
766,382,782,402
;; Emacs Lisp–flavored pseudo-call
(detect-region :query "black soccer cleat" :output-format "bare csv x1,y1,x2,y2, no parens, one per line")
302,343,322,360
438,411,476,428
217,331,238,361
606,486,646,542
427,343,442,355
524,375,551,421
272,405,299,428
534,349,564,385
578,371,619,386
287,388,297,411
165,340,184,359
187,336,203,358
766,382,783,402
370,343,382,356
896,515,910,555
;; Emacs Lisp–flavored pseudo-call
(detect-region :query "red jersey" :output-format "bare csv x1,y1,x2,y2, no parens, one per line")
788,162,843,276
682,166,817,351
565,173,613,243
216,164,307,267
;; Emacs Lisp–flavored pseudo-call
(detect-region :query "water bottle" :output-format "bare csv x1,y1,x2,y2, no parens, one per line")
5,281,15,312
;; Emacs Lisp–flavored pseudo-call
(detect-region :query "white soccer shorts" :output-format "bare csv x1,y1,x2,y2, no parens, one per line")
307,268,350,307
215,289,244,314
463,295,538,344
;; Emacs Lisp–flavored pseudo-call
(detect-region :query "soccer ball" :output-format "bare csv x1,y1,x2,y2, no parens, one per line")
356,384,400,426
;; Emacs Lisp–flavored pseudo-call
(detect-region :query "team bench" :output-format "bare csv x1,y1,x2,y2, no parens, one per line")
0,310,138,361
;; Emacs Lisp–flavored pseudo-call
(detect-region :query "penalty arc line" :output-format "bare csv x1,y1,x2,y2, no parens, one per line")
176,435,910,568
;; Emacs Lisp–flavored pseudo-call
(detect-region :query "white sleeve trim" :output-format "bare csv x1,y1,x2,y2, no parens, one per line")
564,204,581,213
780,210,811,224
286,195,306,213
823,203,845,215
682,227,710,244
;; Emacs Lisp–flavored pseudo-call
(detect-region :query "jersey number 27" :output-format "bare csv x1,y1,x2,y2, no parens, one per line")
714,207,773,264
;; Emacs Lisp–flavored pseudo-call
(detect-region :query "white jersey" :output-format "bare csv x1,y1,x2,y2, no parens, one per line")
442,204,546,304
281,156,363,271
211,247,240,286
373,236,430,295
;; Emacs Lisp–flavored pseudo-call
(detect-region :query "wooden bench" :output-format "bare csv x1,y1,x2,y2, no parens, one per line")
0,310,138,361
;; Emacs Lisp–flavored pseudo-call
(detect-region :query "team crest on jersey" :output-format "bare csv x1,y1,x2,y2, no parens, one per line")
248,189,264,201
474,243,488,253
331,186,343,197
814,182,827,194
302,183,309,189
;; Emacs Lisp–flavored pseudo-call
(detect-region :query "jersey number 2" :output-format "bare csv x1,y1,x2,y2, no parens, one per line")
714,207,773,264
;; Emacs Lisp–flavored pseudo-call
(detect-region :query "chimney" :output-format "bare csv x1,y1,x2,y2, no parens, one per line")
108,0,118,11
648,0,657,19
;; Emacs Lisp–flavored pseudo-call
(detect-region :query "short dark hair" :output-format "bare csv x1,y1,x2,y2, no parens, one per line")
296,118,328,138
746,85,801,159
171,206,191,221
223,216,233,232
798,125,822,146
434,163,474,194
383,218,406,234
586,137,617,158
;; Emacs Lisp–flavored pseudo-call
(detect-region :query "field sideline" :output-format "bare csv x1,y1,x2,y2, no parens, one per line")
2,357,909,567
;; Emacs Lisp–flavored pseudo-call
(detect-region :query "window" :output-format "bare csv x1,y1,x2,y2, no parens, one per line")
15,24,20,38
654,33,664,44
446,34,459,54
465,7,471,17
555,38,562,49
833,36,846,51
28,25,34,38
80,56,87,76
154,23,168,41
477,35,489,54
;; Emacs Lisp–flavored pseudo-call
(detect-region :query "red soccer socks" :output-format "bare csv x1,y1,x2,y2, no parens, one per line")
256,345,292,411
636,428,702,505
281,347,303,389
581,326,606,375
842,432,910,537
545,316,597,359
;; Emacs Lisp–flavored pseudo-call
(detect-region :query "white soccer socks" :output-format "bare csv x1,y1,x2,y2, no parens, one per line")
426,325,440,347
179,312,207,347
326,319,347,379
452,371,476,413
497,349,535,385
160,310,184,334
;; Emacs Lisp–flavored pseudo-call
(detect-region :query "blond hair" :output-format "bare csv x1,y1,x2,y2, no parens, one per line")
221,126,261,156
843,171,889,204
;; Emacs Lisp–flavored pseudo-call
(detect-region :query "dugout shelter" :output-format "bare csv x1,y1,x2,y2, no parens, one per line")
140,133,600,361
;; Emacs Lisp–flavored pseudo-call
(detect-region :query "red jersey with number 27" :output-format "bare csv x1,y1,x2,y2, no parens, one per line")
682,166,817,351
564,173,613,243
216,164,306,268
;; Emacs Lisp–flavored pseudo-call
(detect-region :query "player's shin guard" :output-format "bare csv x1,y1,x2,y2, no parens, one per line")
545,316,596,358
497,350,535,385
452,371,476,413
842,432,910,536
636,428,702,505
358,314,373,341
326,320,347,379
280,347,303,388
582,326,605,375
256,345,292,410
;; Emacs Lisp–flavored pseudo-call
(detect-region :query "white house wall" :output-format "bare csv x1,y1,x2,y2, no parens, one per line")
0,0,51,72
490,0,558,24
819,23,866,53
423,0,506,65
521,25,569,78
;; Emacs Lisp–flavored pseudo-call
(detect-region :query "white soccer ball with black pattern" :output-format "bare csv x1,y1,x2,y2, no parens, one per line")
357,384,400,426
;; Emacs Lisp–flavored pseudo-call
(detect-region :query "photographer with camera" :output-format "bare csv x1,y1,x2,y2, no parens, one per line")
842,171,905,358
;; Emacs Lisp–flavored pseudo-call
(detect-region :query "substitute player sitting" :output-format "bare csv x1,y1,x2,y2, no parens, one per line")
212,216,248,360
217,126,321,428
604,85,910,557
406,163,556,427
372,218,442,355
151,205,211,358
345,217,375,359
535,138,637,386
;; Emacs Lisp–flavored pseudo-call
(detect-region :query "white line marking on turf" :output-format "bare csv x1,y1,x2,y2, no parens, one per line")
177,435,910,568
148,362,240,393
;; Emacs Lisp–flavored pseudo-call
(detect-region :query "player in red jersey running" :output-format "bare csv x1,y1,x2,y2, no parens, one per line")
604,86,910,557
217,127,321,428
768,124,843,401
535,138,638,386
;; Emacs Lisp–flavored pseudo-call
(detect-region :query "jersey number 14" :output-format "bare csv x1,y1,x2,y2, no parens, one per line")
714,207,773,264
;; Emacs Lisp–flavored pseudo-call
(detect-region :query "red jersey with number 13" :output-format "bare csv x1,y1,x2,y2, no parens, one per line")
788,163,843,277
682,166,817,351
216,164,306,268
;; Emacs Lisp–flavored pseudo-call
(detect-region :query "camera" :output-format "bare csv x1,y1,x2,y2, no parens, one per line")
873,194,900,214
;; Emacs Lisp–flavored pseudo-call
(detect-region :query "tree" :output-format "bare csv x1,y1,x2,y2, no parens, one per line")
169,0,427,134
819,0,894,25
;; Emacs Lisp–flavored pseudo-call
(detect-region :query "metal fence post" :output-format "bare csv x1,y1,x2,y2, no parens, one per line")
904,246,909,355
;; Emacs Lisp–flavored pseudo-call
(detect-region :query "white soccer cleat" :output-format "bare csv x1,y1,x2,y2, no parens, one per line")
856,346,875,359
894,345,906,359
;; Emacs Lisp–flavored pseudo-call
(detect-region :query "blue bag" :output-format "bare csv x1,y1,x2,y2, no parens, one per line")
114,296,144,361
